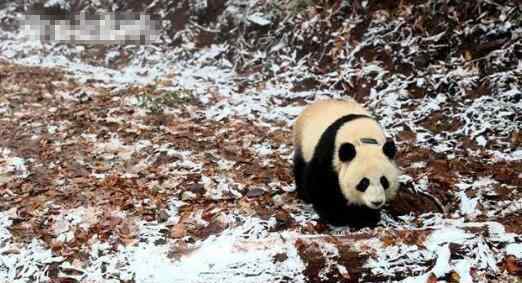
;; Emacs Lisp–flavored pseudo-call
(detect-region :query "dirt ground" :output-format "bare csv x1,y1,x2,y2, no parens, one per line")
0,0,521,282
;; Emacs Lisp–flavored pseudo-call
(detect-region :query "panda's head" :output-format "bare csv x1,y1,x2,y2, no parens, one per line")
335,140,400,209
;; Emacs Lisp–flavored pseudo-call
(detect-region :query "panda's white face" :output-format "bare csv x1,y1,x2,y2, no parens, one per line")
337,145,400,209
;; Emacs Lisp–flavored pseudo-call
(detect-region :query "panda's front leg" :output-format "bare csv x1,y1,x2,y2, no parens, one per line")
305,168,352,226
293,150,311,203
313,197,382,228
313,198,352,226
305,167,382,227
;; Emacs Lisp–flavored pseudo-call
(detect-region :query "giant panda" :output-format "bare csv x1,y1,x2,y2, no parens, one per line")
293,99,400,227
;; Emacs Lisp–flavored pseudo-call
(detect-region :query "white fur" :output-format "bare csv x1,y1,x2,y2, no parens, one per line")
294,99,371,162
293,99,400,209
337,146,400,208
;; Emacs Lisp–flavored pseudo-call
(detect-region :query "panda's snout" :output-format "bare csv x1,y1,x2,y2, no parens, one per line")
371,200,384,208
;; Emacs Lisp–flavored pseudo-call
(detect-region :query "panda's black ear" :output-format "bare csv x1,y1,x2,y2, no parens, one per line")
383,140,397,159
339,143,356,162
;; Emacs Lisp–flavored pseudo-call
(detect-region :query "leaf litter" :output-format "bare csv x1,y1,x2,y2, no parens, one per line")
0,0,521,282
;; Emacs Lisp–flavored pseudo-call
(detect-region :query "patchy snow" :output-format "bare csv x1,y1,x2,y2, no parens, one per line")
163,232,304,282
204,85,332,124
53,207,100,243
0,239,64,282
310,241,341,276
425,226,474,249
94,136,146,161
0,212,64,282
92,135,153,162
0,148,30,184
401,273,432,283
1,1,521,282
365,244,432,277
74,217,306,283
253,143,273,157
43,0,68,8
457,191,479,218
411,175,429,193
410,161,426,169
247,13,272,26
430,244,451,277
454,259,474,283
492,149,522,161
0,210,13,243
371,221,519,281
506,243,522,258
202,175,243,200
497,199,522,217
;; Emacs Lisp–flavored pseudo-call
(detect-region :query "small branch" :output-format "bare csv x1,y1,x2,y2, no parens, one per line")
415,190,448,215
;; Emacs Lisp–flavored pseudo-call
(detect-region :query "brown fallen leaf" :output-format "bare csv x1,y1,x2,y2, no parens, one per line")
502,255,522,275
512,131,521,148
448,271,460,283
398,129,417,142
426,273,438,283
170,223,186,239
382,233,396,247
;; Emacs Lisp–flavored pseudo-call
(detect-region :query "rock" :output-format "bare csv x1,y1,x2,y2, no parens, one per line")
157,209,169,223
247,13,271,26
246,188,265,198
189,183,205,194
181,191,197,201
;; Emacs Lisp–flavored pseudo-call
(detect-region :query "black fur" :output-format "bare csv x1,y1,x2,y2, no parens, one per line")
293,147,311,203
356,177,370,192
293,114,381,227
383,140,397,159
338,143,356,162
380,176,390,190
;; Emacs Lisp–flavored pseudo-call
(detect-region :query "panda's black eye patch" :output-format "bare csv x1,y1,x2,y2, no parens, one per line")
339,143,356,162
356,178,370,192
380,176,390,190
383,140,397,159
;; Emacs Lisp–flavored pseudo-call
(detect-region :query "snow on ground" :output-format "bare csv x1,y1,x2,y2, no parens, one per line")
0,1,521,282
111,219,306,283
0,148,31,186
0,211,64,282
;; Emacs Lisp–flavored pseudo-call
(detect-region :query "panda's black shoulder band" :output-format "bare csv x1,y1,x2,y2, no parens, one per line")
329,114,374,132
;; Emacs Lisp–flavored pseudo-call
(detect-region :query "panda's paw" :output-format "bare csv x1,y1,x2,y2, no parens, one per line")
296,188,312,203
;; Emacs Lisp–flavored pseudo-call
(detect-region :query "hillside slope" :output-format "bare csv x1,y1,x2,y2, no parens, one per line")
0,0,521,282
